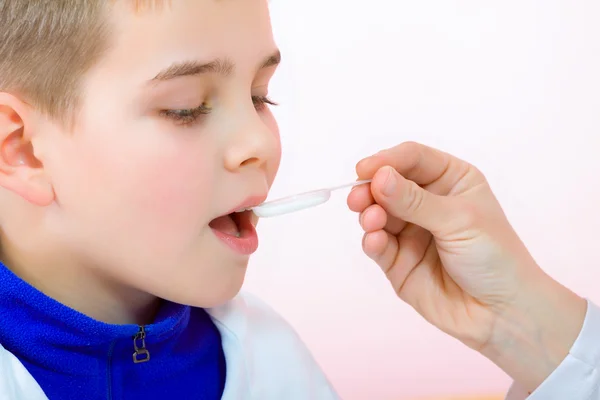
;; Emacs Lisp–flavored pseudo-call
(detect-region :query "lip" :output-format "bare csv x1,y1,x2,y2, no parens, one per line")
211,216,258,256
209,194,268,256
227,194,268,214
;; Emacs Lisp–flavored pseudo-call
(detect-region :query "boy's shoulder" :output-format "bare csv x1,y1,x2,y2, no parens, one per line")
205,291,340,399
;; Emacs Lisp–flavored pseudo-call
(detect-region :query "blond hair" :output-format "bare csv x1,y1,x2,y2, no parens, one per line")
0,1,166,123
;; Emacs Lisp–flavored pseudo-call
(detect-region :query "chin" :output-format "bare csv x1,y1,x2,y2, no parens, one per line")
191,286,244,309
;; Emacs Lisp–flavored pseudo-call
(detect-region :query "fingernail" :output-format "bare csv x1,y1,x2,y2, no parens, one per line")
382,167,397,196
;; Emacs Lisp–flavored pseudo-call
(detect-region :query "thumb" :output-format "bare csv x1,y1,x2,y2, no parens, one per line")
371,166,452,233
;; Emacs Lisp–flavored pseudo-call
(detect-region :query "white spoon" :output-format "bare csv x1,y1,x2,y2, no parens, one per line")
244,179,372,218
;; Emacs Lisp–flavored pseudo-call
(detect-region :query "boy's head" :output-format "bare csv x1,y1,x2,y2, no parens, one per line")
0,0,281,322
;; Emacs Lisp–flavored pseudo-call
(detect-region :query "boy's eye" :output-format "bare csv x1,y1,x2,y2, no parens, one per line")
252,95,278,111
160,103,212,126
160,96,278,127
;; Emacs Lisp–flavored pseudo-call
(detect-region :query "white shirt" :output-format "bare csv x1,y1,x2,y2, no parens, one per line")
506,299,600,399
0,292,340,400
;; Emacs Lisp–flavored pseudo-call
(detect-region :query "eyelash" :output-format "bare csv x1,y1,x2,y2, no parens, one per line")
161,95,278,126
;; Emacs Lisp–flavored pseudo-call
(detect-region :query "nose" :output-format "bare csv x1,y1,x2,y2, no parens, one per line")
223,108,279,172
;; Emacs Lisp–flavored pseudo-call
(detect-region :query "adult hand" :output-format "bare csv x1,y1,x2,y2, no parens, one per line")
347,141,586,392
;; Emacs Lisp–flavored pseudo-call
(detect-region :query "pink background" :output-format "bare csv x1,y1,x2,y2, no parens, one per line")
244,1,600,399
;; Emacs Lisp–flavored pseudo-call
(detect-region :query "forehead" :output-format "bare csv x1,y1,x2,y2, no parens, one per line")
100,0,276,81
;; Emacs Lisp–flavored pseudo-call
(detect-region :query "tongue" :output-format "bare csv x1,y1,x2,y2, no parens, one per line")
209,214,239,236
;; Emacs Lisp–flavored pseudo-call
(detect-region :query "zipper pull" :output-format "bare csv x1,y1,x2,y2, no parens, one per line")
133,326,150,364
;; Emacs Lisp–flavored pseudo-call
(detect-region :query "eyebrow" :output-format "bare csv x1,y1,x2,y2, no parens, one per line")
151,50,281,81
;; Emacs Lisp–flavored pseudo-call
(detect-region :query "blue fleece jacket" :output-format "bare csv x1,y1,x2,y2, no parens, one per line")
0,262,226,400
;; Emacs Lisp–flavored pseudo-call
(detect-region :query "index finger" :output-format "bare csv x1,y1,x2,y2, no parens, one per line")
356,141,455,186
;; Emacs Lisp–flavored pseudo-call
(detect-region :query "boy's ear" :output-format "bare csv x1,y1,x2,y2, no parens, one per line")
0,93,54,206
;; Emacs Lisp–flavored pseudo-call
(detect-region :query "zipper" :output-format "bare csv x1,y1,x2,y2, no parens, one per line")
132,325,150,364
106,340,116,400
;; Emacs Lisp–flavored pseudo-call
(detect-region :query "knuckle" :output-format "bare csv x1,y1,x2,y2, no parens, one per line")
401,141,421,153
361,232,368,252
455,200,482,227
469,164,484,178
468,164,489,186
403,180,425,215
388,269,407,297
392,280,404,299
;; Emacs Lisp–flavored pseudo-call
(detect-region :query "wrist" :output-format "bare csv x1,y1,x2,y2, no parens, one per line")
480,268,587,393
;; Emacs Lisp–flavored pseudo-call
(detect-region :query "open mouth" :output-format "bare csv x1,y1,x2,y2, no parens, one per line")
209,210,250,238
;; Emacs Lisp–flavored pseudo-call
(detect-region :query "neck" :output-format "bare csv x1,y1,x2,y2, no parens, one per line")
1,236,160,325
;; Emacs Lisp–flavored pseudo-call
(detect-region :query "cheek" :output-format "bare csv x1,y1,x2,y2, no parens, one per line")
262,110,282,187
56,124,217,244
129,154,216,233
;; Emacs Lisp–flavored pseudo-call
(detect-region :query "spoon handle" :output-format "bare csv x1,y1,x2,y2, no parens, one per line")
325,179,372,193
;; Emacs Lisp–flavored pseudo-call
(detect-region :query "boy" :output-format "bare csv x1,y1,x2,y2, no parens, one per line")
0,1,339,399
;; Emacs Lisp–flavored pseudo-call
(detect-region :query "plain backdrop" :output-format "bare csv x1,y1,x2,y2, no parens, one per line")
243,1,600,399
